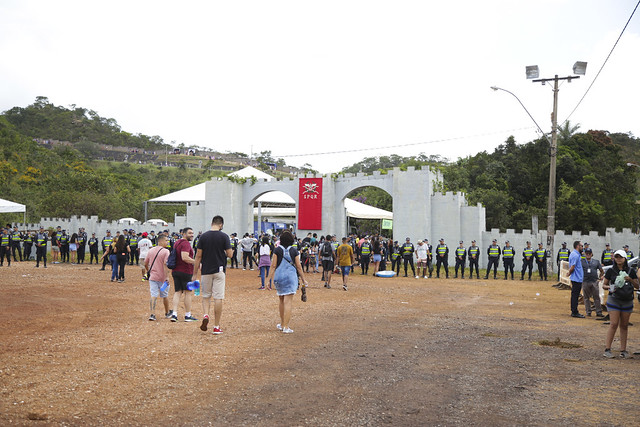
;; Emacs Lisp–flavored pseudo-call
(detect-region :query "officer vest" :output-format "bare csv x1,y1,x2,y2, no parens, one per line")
1,235,9,245
558,248,569,260
11,232,21,242
392,249,400,260
436,244,447,255
361,243,371,255
523,248,534,257
103,237,113,247
60,235,69,244
626,251,633,260
468,246,479,257
402,243,414,255
488,245,499,257
129,236,138,246
37,233,47,245
455,247,466,257
503,247,514,258
24,235,33,244
536,249,546,260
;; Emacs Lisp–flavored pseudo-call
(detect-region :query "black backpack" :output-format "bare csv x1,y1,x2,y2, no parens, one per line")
166,246,178,269
615,281,635,302
321,242,333,257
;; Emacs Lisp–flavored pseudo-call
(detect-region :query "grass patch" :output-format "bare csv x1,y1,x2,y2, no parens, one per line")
482,332,506,338
534,338,582,349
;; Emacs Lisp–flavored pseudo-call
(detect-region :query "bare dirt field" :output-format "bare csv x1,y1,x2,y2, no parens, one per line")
1,260,639,426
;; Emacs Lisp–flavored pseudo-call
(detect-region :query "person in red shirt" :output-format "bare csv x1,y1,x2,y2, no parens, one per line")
169,227,198,322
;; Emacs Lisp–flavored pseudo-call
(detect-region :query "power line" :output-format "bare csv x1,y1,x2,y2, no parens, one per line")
562,0,640,126
273,126,536,158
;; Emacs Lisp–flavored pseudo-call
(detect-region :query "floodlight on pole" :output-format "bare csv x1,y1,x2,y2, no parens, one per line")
526,65,539,79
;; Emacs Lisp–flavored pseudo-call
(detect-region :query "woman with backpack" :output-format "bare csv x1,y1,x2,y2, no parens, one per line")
602,249,639,358
267,230,309,333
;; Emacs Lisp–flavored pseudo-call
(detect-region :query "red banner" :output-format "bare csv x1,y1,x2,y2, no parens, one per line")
298,178,322,230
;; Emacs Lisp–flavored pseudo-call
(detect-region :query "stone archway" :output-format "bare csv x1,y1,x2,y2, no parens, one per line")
190,166,485,243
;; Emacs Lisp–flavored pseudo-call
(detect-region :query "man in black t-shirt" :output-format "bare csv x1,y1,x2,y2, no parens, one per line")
193,215,233,335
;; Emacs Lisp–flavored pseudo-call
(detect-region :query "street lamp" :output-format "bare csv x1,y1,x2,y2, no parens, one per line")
490,86,549,143
529,62,586,273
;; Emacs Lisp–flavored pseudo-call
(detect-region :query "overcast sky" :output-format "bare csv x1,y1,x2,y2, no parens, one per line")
1,0,639,173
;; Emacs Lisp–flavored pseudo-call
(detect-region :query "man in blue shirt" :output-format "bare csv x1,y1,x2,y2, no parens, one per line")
567,240,585,318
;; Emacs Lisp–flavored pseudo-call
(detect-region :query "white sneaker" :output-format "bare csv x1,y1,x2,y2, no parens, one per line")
424,276,428,279
276,323,283,331
282,327,294,334
415,275,419,279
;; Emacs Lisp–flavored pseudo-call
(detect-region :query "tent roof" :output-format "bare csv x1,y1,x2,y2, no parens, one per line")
230,166,274,181
0,197,26,213
148,182,207,203
344,198,392,220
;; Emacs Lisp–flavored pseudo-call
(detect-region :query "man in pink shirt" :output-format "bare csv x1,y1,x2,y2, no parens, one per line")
144,235,171,321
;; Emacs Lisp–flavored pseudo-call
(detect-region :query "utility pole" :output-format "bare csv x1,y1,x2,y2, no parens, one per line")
532,72,581,274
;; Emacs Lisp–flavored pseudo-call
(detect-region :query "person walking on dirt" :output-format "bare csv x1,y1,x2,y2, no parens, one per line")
567,240,585,318
320,235,335,288
193,215,233,335
169,227,198,323
144,234,171,321
602,249,638,358
267,230,309,333
337,237,355,290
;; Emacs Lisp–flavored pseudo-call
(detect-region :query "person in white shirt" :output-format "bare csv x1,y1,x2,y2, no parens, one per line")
415,240,429,279
138,232,153,281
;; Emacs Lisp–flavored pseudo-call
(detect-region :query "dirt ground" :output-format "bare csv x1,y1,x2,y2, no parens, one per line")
1,260,639,426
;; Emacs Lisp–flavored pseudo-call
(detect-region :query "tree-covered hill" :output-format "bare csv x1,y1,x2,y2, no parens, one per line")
343,130,640,234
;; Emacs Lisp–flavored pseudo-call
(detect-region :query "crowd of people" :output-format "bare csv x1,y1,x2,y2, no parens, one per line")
3,221,639,356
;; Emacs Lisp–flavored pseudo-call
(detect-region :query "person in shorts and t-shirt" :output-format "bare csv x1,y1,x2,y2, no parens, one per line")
320,235,336,289
138,232,153,281
169,227,197,323
337,237,355,291
144,235,171,321
193,216,233,335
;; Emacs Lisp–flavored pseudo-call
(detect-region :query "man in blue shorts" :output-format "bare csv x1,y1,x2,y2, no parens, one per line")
337,237,355,291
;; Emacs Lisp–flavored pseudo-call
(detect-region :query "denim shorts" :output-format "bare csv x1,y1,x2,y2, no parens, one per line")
372,254,381,262
341,266,351,276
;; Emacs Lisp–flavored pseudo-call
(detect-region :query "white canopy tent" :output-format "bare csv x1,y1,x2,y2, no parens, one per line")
0,197,26,224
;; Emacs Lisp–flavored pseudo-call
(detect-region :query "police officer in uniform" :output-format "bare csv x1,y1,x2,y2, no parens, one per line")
149,231,158,247
467,240,480,279
402,237,416,277
229,232,239,268
23,231,34,261
424,239,434,278
623,244,634,260
556,241,570,279
100,230,113,270
454,241,466,278
60,230,69,263
359,236,372,275
77,227,87,264
391,241,401,275
0,228,11,266
600,243,613,266
484,239,500,279
521,241,534,280
502,240,515,280
35,226,48,268
10,226,22,262
535,242,548,280
88,232,99,264
435,238,449,279
128,230,139,265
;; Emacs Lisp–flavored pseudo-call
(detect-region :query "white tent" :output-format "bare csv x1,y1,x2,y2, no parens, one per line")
0,197,26,224
230,166,274,181
344,198,392,220
148,182,207,203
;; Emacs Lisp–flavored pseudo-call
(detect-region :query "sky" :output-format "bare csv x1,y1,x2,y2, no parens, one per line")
1,0,639,173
